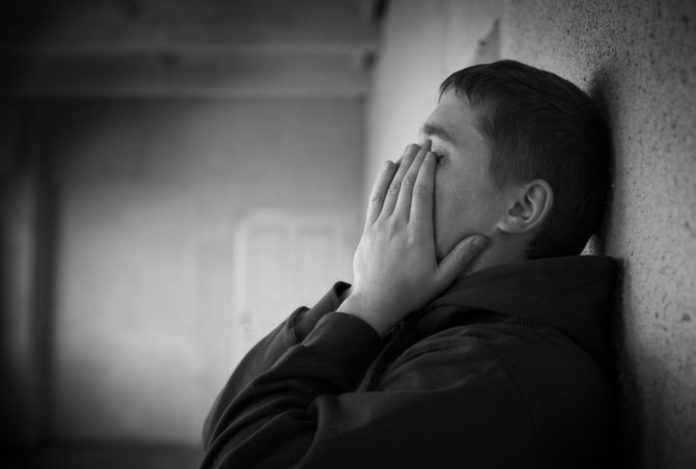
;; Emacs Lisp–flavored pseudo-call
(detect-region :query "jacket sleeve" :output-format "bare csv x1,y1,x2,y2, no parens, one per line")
201,310,538,468
202,282,352,442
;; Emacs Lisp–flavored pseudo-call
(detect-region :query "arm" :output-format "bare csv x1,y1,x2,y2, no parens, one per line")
202,281,352,443
201,312,381,468
201,315,533,468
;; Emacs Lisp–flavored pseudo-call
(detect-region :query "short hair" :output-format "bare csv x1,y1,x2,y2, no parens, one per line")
440,60,612,259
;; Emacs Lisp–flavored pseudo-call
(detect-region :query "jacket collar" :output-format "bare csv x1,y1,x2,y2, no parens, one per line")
420,255,617,366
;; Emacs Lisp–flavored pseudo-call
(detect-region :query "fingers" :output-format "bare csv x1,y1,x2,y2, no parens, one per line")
381,142,428,216
366,160,398,224
394,141,431,217
435,235,488,288
410,150,437,229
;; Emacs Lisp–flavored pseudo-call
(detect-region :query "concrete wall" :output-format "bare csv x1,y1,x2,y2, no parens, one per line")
367,0,696,467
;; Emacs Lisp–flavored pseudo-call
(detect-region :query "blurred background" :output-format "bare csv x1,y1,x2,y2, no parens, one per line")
1,1,695,468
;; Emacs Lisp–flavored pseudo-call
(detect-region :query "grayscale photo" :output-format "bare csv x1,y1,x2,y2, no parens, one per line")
1,1,695,468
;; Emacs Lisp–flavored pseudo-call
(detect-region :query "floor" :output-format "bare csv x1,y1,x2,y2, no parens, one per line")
2,443,202,469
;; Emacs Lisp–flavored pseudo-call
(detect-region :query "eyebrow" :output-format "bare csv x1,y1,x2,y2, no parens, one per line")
421,123,456,144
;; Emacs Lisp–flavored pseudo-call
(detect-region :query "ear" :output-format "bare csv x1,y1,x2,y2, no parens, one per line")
497,179,553,234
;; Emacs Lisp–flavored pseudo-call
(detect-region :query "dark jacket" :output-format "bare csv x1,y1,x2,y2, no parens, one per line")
201,256,617,468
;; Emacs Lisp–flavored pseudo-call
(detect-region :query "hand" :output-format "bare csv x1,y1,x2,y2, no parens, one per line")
339,142,488,336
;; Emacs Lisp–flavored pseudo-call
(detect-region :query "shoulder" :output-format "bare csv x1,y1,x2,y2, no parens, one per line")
378,317,615,467
369,321,540,465
385,318,609,390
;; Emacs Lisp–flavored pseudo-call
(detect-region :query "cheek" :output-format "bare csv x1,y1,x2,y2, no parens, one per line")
432,170,473,259
435,169,468,215
434,166,495,234
432,170,451,220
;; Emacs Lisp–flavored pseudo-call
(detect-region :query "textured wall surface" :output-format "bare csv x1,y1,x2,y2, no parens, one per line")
368,0,696,467
503,1,696,467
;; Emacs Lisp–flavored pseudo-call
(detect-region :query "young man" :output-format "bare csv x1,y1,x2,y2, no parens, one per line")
201,60,616,468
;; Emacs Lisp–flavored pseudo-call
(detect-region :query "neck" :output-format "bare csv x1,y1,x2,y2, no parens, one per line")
456,234,528,282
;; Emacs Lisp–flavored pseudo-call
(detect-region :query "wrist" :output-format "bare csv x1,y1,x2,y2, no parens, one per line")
338,293,393,337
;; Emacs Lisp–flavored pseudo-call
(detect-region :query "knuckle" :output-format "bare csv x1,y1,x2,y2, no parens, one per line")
387,182,401,194
402,174,417,187
392,217,408,231
412,184,431,198
384,216,402,230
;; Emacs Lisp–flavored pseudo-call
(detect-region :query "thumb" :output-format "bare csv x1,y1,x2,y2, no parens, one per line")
435,235,488,288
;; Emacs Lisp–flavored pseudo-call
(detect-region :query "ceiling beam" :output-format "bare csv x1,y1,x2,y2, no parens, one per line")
0,0,379,99
0,0,378,52
3,52,368,99
0,42,377,57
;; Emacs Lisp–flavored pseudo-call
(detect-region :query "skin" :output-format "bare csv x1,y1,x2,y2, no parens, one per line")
339,143,488,336
424,89,517,272
423,89,541,278
340,90,552,336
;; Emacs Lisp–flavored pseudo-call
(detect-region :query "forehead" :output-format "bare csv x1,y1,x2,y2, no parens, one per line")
423,90,487,147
